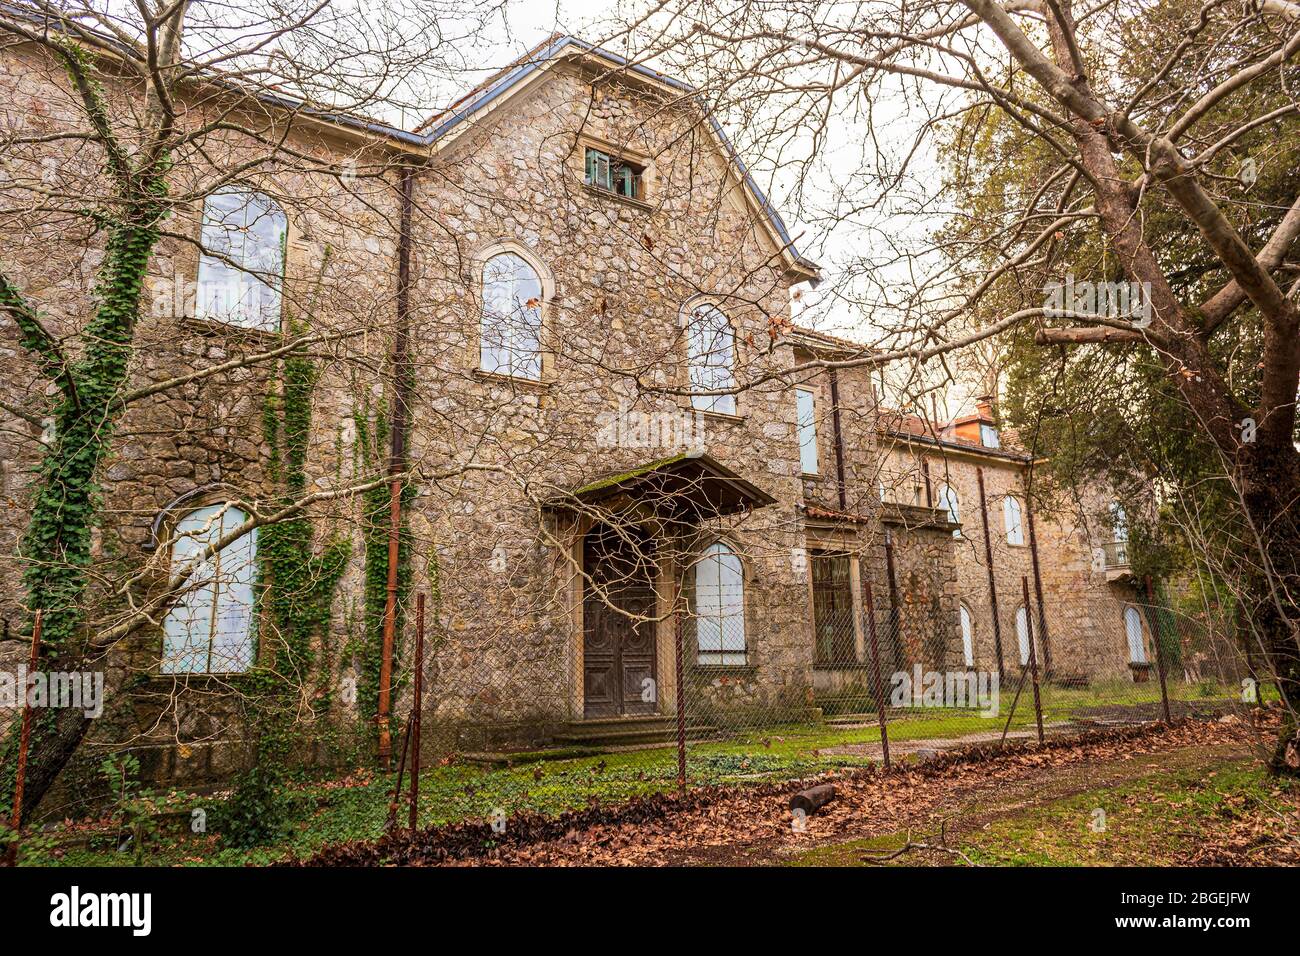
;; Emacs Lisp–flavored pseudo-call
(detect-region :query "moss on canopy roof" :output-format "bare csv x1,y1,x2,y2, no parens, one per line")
568,452,692,498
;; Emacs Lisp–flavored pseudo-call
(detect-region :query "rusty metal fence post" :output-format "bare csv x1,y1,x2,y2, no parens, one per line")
409,591,425,832
4,609,41,866
1021,577,1045,744
863,583,891,770
674,606,687,794
1145,576,1173,724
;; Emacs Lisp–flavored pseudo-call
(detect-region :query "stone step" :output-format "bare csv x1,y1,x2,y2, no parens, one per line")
553,716,717,748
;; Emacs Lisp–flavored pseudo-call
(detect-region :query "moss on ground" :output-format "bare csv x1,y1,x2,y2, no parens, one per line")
784,755,1293,867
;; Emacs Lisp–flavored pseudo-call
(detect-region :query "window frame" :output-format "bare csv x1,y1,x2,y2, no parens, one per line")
936,483,961,537
692,541,747,666
959,603,975,668
476,246,549,382
1004,495,1025,545
583,146,646,201
684,301,739,416
161,503,259,675
194,188,287,332
795,387,819,475
1124,606,1148,664
1014,604,1039,667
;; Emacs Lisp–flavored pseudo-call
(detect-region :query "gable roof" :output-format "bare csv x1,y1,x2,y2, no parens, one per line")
412,35,820,285
0,10,818,283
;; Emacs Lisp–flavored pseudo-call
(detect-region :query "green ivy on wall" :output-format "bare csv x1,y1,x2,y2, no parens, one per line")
220,315,350,847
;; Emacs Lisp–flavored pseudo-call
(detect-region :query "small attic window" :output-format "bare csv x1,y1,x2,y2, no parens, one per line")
585,148,643,200
980,423,1000,448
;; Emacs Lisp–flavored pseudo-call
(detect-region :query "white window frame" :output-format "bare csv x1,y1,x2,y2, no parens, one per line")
1124,606,1148,664
796,387,819,475
162,504,258,674
1004,495,1025,545
195,188,286,331
480,251,544,380
959,603,975,667
937,483,961,537
694,542,746,665
979,423,1000,448
686,303,737,415
1015,604,1033,666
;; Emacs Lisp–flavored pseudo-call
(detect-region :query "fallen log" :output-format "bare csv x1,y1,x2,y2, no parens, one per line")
789,783,836,816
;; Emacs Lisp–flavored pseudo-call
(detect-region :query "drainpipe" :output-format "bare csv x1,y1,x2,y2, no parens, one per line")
378,165,416,767
827,368,848,512
1026,498,1053,676
976,467,1006,683
883,529,902,670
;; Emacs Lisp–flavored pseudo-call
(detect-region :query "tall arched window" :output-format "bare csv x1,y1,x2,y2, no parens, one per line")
695,542,746,664
1124,606,1147,664
480,252,543,380
162,504,258,674
686,303,737,415
937,483,961,537
1015,604,1033,666
959,603,975,667
196,188,286,330
1004,495,1025,545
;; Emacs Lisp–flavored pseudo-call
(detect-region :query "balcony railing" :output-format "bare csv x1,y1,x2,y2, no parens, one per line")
1101,539,1129,569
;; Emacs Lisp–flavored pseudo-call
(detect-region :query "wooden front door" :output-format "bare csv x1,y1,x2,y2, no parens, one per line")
582,524,658,718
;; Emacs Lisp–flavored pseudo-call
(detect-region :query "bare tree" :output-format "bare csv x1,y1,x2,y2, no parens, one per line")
610,0,1300,771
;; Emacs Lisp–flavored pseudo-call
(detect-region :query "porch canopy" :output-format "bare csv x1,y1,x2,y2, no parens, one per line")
545,450,776,522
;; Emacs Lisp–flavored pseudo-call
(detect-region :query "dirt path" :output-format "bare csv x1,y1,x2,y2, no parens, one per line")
424,719,1263,866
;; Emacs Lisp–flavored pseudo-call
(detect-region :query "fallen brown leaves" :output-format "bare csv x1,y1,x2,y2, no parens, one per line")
288,717,1262,867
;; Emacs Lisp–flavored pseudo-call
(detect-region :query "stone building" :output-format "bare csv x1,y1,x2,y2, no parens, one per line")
877,399,1152,686
0,30,1155,789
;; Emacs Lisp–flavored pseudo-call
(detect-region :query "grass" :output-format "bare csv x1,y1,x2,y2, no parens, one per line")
21,679,1250,867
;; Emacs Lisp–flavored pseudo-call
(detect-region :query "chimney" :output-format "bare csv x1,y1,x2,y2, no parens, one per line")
975,394,996,421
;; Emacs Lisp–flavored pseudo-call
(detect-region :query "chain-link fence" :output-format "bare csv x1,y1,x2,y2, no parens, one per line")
374,562,1262,837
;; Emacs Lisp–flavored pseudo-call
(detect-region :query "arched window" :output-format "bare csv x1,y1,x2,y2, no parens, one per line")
162,504,258,674
694,542,746,664
1004,495,1025,545
1124,606,1147,664
686,303,737,415
480,252,543,380
937,483,961,537
196,188,286,330
959,603,975,667
1015,604,1034,666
